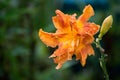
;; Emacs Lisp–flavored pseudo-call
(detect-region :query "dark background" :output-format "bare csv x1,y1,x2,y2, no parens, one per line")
0,0,120,80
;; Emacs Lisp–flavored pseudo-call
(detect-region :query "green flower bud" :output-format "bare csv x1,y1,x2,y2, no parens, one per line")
98,15,113,39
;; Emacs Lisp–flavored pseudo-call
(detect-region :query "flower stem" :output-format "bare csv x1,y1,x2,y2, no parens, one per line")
95,38,109,80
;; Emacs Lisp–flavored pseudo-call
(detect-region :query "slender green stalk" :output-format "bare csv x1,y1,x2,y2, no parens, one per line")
95,38,109,80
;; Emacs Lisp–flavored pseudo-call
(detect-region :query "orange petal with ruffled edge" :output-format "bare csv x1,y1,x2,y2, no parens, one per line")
75,43,84,60
74,43,87,66
80,44,94,66
84,22,100,35
49,40,74,58
82,34,94,45
80,47,88,66
78,5,94,23
39,29,58,48
49,39,75,69
53,53,68,69
86,45,94,56
52,10,72,33
74,35,94,66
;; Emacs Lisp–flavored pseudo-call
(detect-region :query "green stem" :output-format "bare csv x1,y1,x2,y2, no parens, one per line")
95,38,109,80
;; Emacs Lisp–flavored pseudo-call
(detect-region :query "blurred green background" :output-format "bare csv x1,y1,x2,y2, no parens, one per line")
0,0,120,80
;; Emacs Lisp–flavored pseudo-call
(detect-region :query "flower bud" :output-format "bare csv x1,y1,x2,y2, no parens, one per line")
98,15,113,39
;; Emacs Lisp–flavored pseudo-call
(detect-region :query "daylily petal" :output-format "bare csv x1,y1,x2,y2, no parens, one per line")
75,43,85,60
80,47,88,66
86,45,94,56
52,10,71,33
56,63,63,69
50,39,75,69
84,22,100,35
49,44,68,58
49,40,74,58
53,53,69,69
80,44,94,66
75,43,88,66
75,51,81,60
81,44,94,56
74,20,84,34
54,53,71,64
82,34,94,44
39,29,58,47
78,5,94,23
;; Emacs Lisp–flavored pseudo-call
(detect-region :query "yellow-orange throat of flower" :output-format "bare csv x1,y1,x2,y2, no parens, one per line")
39,5,100,69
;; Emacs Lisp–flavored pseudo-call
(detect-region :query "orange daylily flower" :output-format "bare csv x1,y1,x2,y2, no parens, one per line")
39,5,100,69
